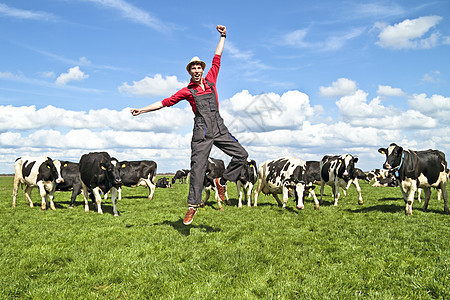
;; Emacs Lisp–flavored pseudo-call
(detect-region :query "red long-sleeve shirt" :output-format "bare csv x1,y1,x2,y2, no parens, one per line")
161,54,221,115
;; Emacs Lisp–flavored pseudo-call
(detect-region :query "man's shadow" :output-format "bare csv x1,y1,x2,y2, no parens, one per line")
127,219,221,236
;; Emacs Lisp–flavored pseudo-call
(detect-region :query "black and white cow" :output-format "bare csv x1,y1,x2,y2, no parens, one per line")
54,160,82,208
236,159,257,208
366,168,398,187
254,157,316,209
13,156,64,210
319,154,363,206
203,157,229,211
79,152,122,216
378,143,448,215
111,160,157,201
156,177,172,188
172,169,190,184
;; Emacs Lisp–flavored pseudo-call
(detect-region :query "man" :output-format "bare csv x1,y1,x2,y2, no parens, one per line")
131,25,248,225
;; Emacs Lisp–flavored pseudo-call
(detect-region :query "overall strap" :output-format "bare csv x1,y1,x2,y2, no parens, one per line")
188,80,215,96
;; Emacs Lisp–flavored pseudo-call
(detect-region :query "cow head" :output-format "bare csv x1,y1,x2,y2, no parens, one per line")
41,158,64,183
100,160,122,187
337,154,358,180
378,143,403,170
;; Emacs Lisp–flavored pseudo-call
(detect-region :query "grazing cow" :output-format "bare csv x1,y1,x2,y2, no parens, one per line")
172,169,190,184
203,157,229,211
156,177,172,188
367,168,398,187
54,160,82,208
236,159,258,208
254,157,315,209
378,143,448,215
79,152,122,216
320,154,363,206
13,156,64,210
114,160,157,200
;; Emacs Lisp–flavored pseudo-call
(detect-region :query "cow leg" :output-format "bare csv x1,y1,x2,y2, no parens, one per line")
282,186,289,208
403,185,415,216
144,178,156,201
295,184,305,210
246,184,253,207
440,182,449,214
272,193,283,207
118,187,122,201
81,183,90,213
310,189,320,210
253,178,263,207
37,182,48,210
237,181,243,208
204,187,211,206
352,180,364,205
343,180,351,196
319,182,325,204
333,181,340,206
12,177,20,208
24,185,34,207
417,188,422,203
92,187,103,214
110,187,119,216
225,185,230,205
422,187,432,212
213,185,225,212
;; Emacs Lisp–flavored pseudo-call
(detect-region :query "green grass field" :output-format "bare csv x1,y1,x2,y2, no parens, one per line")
0,175,448,299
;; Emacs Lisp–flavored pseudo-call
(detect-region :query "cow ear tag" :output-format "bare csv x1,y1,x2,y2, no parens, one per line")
122,164,126,168
47,165,50,169
64,163,68,167
380,150,385,154
101,166,106,170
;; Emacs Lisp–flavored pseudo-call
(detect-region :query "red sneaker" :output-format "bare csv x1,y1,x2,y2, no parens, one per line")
214,178,226,202
183,207,197,225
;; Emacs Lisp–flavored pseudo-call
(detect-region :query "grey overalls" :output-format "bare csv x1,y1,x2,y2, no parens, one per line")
187,80,248,207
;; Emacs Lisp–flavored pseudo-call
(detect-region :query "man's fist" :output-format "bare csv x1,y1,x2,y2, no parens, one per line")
216,25,226,35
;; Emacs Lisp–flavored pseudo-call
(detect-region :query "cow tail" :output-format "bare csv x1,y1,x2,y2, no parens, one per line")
152,165,157,185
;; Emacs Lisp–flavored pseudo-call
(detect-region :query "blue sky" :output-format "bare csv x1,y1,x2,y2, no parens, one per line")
0,0,449,174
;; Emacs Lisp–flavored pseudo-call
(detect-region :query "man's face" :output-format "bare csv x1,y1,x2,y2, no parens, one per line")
189,63,204,84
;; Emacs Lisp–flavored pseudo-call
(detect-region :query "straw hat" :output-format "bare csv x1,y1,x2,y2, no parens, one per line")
186,56,206,72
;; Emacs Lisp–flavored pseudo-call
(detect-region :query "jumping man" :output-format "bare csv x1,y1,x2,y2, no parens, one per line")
130,25,248,225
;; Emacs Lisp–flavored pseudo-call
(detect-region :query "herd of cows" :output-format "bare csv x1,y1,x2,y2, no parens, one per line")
11,143,449,216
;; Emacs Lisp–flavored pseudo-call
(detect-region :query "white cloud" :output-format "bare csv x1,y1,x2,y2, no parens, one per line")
421,70,441,83
1,84,449,174
220,90,319,132
0,105,192,133
377,85,407,97
119,74,187,97
319,78,357,98
83,0,170,32
409,93,450,123
55,66,89,85
336,89,436,129
282,28,364,51
0,3,56,21
375,15,443,49
39,71,55,78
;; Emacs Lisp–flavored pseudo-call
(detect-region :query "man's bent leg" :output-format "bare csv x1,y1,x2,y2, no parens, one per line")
214,133,248,182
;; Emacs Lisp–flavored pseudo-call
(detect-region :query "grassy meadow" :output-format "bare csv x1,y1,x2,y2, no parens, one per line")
0,175,448,299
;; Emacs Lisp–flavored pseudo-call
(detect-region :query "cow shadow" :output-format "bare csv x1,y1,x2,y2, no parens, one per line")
144,219,221,236
346,203,404,214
